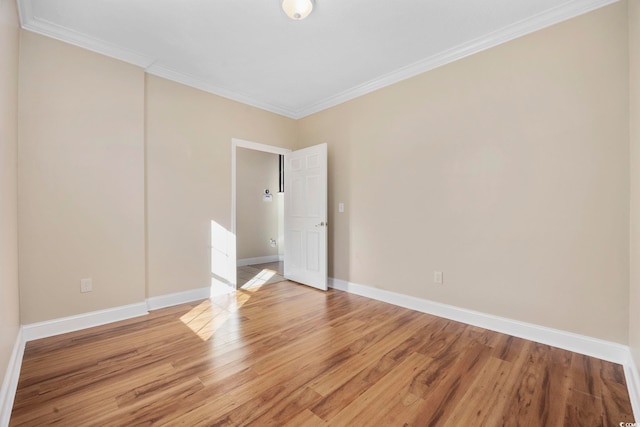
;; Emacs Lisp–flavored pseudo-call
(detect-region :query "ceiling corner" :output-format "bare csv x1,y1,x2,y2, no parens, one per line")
17,0,155,68
16,0,32,29
145,64,301,120
295,0,621,118
14,0,621,121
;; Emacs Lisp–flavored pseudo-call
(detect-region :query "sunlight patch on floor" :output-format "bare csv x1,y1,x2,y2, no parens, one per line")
179,300,221,341
240,269,276,290
180,269,277,341
179,292,252,341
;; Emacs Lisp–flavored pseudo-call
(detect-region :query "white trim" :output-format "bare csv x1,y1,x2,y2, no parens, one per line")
625,352,640,422
15,0,31,29
146,287,211,311
330,277,640,415
16,0,619,119
145,65,298,119
18,13,154,68
236,256,281,267
295,0,621,118
2,281,637,421
232,138,292,156
0,328,24,427
328,278,629,364
16,0,297,119
22,303,149,342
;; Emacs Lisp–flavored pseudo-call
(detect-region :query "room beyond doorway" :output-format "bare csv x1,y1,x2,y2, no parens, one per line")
231,138,291,289
236,148,283,264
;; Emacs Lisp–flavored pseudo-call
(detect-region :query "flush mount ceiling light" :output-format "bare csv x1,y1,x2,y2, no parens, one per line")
282,0,314,21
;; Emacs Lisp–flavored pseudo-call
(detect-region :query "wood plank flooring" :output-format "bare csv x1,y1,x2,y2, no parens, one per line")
10,280,635,426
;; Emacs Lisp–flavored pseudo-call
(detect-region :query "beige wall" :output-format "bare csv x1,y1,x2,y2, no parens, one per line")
18,32,146,324
15,32,297,319
629,0,640,369
0,0,20,389
236,148,281,260
298,2,630,342
8,0,636,350
145,75,296,297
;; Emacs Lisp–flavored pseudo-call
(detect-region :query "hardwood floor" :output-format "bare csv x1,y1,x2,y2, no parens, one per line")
10,280,635,426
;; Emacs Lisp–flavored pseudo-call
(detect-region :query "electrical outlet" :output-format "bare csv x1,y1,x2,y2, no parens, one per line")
80,278,93,293
433,271,443,284
269,239,277,248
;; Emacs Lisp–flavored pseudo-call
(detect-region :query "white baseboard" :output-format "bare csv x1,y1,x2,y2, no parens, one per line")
22,302,149,342
237,255,280,267
330,277,640,416
146,287,211,310
6,279,639,423
21,286,218,341
328,278,629,365
0,328,24,427
625,350,640,422
2,287,215,425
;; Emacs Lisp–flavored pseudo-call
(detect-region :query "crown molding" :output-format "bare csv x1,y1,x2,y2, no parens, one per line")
17,1,154,68
144,64,299,119
15,0,31,28
16,0,299,118
16,0,619,120
296,0,620,118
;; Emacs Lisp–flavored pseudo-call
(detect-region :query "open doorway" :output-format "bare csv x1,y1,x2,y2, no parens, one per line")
231,139,291,289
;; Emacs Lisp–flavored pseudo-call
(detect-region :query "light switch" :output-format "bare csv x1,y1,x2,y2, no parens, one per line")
338,202,345,213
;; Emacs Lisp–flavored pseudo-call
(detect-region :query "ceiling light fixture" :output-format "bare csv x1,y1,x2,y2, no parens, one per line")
282,0,314,21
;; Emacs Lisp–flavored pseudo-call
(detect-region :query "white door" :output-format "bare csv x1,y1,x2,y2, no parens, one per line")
284,143,328,291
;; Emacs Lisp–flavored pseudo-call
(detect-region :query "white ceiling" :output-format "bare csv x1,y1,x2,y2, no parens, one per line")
17,0,616,119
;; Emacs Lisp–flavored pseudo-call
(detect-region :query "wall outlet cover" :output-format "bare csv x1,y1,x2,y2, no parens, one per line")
434,271,443,284
80,278,93,293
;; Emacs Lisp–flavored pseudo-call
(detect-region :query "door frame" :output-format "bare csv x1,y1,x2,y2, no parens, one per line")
231,138,291,288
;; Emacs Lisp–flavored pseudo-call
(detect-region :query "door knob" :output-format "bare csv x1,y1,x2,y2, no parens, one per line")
315,221,327,227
